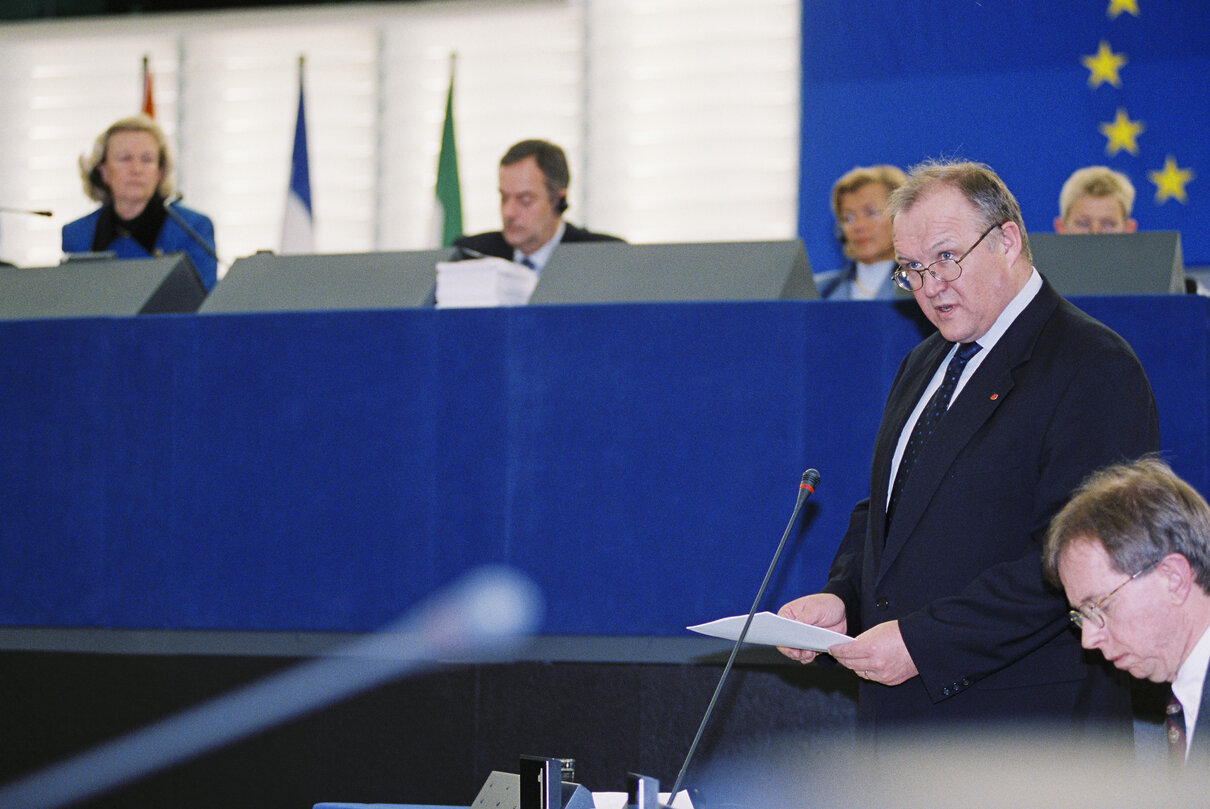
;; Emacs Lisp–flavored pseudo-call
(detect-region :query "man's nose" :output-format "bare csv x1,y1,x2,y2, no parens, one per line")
919,271,947,296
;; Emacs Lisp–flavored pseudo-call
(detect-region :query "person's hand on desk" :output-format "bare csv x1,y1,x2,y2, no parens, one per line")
828,619,918,686
776,593,847,663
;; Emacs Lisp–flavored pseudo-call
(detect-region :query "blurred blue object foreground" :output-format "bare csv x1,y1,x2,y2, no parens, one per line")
0,566,542,809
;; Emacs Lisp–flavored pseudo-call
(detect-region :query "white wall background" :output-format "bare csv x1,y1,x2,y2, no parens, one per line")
0,0,800,274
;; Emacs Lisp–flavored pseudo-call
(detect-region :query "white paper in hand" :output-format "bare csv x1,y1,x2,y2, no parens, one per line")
688,611,852,652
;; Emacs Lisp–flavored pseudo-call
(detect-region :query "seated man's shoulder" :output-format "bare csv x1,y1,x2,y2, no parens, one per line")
563,223,625,244
453,231,511,259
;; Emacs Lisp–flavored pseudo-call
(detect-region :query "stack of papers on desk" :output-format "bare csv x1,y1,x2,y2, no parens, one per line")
435,256,538,308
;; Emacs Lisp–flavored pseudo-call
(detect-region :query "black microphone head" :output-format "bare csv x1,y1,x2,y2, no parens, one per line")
801,469,820,491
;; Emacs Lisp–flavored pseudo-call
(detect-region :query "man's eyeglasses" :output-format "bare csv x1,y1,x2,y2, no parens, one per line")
892,222,1002,292
1068,559,1160,629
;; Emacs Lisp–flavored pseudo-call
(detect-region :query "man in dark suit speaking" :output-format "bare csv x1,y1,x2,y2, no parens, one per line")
454,139,622,274
1045,457,1210,767
777,160,1160,739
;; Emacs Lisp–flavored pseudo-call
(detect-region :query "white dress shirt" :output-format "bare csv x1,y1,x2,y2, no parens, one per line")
886,269,1043,508
512,220,566,276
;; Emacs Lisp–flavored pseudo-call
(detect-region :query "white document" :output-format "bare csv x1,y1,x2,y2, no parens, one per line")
435,257,538,308
687,611,852,652
592,790,693,809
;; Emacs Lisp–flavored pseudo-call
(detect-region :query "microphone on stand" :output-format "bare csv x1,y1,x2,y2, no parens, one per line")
0,206,53,217
161,192,220,265
666,469,820,804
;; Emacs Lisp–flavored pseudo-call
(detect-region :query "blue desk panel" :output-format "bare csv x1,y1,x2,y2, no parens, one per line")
1,297,1205,636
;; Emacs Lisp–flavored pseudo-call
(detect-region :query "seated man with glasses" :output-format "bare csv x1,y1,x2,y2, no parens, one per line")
778,159,1159,743
1045,456,1210,765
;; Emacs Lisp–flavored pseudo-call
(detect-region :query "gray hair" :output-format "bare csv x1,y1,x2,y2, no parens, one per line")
887,159,1032,266
1042,456,1210,592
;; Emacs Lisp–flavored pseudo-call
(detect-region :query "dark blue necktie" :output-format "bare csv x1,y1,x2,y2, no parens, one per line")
1167,691,1187,767
520,256,536,271
886,341,982,526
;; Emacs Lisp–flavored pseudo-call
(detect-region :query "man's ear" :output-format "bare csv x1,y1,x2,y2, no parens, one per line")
1158,553,1195,604
998,220,1025,265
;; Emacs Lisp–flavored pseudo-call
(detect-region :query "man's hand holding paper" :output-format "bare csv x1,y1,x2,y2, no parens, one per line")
828,619,919,686
775,593,848,664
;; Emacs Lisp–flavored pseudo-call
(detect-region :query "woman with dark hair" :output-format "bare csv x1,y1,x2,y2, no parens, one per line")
62,115,217,290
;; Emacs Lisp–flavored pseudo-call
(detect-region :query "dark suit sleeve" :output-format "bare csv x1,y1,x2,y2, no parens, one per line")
452,232,512,260
822,497,869,631
821,347,922,630
899,331,1159,701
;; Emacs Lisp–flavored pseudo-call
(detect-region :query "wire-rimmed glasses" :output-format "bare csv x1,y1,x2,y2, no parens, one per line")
891,222,1002,292
1068,559,1160,629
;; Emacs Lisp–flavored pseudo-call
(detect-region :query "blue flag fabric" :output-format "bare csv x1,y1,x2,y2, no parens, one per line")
288,87,311,214
799,0,1210,270
281,62,314,254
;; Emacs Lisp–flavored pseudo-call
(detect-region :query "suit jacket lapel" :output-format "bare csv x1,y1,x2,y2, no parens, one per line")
868,337,948,571
876,279,1061,581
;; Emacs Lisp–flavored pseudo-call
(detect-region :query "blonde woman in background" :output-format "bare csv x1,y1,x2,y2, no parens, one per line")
815,164,908,300
62,114,217,290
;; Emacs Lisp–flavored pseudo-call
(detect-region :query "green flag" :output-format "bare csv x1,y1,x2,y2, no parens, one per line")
435,62,462,247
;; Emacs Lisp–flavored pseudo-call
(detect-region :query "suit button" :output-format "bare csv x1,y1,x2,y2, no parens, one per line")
961,678,970,687
942,687,951,696
874,598,891,611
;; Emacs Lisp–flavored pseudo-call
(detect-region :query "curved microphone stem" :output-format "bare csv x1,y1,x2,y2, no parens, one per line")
162,195,221,264
667,469,820,801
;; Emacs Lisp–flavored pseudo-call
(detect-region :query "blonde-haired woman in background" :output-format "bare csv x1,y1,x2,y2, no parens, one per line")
62,114,217,290
815,164,907,300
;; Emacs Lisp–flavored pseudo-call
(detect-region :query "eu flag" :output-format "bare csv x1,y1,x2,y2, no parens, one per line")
799,0,1210,272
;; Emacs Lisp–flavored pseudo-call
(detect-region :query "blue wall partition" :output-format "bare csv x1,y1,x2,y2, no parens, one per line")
1,296,1206,637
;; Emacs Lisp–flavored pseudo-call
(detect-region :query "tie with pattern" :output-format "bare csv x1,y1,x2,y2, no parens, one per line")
886,341,982,527
1167,691,1187,766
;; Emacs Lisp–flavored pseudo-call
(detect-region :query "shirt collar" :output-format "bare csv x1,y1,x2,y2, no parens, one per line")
514,220,566,275
969,267,1042,354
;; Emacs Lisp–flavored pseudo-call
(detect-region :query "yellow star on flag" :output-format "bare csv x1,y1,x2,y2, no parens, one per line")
1082,41,1127,88
1099,108,1145,156
1148,156,1195,204
1107,0,1139,19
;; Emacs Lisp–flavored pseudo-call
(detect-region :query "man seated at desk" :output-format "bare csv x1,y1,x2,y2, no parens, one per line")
454,139,622,274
